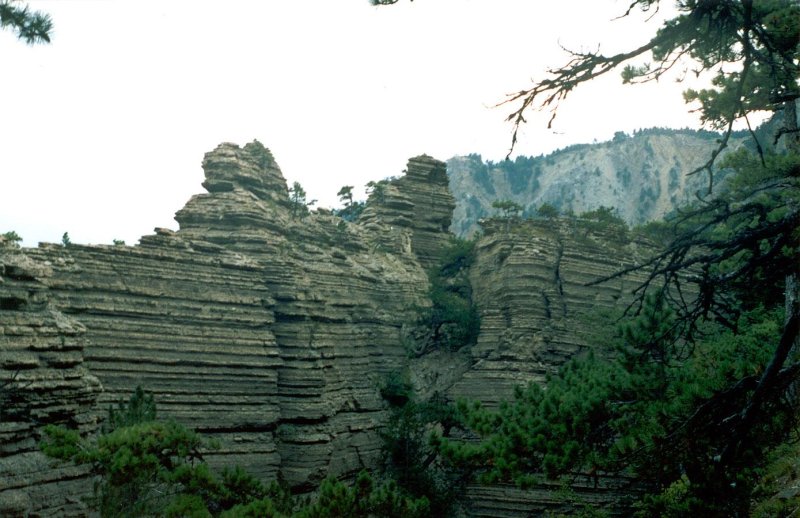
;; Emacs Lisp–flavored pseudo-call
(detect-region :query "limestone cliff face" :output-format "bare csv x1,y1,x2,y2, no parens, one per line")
5,141,659,516
172,142,431,487
27,233,283,482
360,154,455,270
24,141,439,492
448,218,652,408
0,240,101,517
427,219,653,516
448,129,744,237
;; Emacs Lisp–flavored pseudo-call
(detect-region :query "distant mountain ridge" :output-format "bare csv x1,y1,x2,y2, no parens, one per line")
447,127,749,237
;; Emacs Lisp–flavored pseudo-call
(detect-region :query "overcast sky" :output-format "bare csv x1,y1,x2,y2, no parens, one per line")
1,0,707,246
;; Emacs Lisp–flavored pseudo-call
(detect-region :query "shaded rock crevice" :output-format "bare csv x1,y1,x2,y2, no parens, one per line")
553,237,568,317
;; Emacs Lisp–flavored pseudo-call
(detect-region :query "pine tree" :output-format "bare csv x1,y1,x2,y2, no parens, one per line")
428,1,799,514
0,0,52,44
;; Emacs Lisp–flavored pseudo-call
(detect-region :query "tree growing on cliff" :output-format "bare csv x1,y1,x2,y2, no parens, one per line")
288,181,315,218
413,238,480,355
337,185,354,207
429,0,800,514
491,199,522,219
366,179,389,204
335,184,366,222
1,0,52,44
1,230,22,246
535,203,559,219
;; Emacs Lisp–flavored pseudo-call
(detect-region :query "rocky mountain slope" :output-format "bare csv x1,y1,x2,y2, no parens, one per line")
447,128,745,237
2,141,657,516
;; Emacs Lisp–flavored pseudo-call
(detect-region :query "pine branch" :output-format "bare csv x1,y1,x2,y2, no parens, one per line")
0,0,52,44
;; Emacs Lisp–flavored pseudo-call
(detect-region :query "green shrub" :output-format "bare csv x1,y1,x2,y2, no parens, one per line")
380,369,413,407
417,238,480,353
536,203,559,218
1,230,22,244
492,199,523,218
102,385,156,433
42,387,430,517
381,395,463,516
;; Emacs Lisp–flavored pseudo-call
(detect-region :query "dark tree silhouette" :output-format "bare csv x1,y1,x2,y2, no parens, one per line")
0,0,52,44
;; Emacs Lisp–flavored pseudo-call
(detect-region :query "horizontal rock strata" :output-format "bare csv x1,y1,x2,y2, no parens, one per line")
28,233,283,481
449,218,653,407
437,218,655,516
173,142,432,488
464,476,639,518
360,155,455,271
23,141,438,492
0,241,100,517
5,141,663,516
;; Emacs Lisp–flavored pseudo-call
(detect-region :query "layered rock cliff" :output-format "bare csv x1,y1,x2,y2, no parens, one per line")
359,155,455,270
395,216,653,516
0,240,101,517
440,219,653,516
18,142,452,497
3,141,658,516
448,218,652,408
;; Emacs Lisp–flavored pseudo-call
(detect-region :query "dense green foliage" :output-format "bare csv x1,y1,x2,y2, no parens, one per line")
223,470,430,518
41,409,210,516
1,230,22,245
415,238,480,353
0,0,52,44
577,206,630,241
102,385,156,433
491,199,523,219
379,375,465,516
535,203,559,219
436,299,787,514
41,387,431,517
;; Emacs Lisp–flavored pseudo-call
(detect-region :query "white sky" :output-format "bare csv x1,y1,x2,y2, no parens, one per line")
1,0,706,247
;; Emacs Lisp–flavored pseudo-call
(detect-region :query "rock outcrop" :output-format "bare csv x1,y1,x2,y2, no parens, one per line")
360,154,455,270
4,141,660,516
447,218,652,408
25,141,439,492
27,234,284,482
434,218,653,515
0,240,100,517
